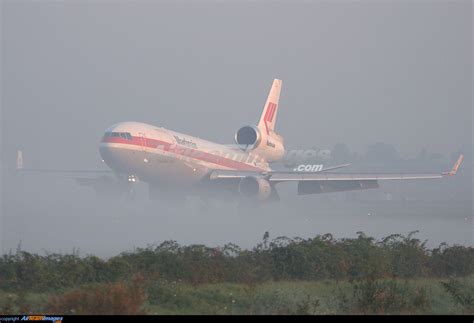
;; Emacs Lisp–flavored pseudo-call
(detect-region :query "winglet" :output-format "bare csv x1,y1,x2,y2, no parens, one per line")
16,150,23,170
443,154,463,176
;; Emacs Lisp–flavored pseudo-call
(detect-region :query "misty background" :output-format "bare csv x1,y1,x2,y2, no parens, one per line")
1,1,472,257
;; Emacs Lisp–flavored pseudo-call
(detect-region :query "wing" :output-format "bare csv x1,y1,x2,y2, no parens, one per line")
209,163,352,179
210,155,464,195
13,150,134,197
15,151,112,176
16,169,112,174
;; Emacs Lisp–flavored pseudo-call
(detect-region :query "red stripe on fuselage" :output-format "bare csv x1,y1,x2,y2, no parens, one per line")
102,136,265,171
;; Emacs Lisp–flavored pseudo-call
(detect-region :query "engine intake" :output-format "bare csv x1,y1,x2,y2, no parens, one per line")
238,176,271,201
234,125,285,162
235,125,261,149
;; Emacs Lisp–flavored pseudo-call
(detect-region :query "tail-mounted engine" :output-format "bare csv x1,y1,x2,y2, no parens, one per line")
234,125,285,162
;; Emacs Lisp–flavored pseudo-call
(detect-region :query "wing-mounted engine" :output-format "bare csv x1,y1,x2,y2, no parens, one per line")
238,176,271,201
234,125,285,162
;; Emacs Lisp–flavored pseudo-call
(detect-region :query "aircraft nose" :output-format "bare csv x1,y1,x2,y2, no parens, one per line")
99,131,121,165
99,143,129,174
99,144,114,164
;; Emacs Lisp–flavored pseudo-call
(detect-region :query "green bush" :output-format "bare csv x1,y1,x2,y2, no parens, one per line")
0,232,472,292
440,278,474,314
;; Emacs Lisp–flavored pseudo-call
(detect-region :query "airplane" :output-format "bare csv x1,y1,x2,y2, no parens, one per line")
16,79,464,203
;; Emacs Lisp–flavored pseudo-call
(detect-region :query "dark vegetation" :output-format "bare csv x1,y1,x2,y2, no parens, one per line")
0,231,472,314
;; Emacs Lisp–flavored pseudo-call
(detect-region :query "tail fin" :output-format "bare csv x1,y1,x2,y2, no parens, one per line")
258,79,282,135
16,150,23,170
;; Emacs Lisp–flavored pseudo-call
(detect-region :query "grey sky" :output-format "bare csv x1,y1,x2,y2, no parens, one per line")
1,1,472,255
2,1,472,168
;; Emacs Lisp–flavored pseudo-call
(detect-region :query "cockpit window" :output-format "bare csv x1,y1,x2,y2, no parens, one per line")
103,132,133,140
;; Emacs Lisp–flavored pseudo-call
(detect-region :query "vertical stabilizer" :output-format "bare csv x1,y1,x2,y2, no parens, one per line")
258,79,282,135
16,150,23,170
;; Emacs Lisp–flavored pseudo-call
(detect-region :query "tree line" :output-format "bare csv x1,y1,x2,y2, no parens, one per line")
0,231,472,292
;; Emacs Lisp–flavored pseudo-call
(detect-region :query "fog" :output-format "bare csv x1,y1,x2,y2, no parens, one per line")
1,1,472,257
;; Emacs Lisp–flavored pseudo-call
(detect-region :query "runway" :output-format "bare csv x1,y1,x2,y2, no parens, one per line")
1,175,472,257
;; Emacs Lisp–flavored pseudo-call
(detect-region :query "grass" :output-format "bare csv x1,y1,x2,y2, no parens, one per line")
143,277,473,314
1,277,473,315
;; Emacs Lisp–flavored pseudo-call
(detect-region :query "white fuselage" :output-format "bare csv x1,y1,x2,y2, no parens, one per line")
99,122,270,187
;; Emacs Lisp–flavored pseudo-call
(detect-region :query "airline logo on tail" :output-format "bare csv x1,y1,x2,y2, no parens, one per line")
258,79,282,135
263,102,277,134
